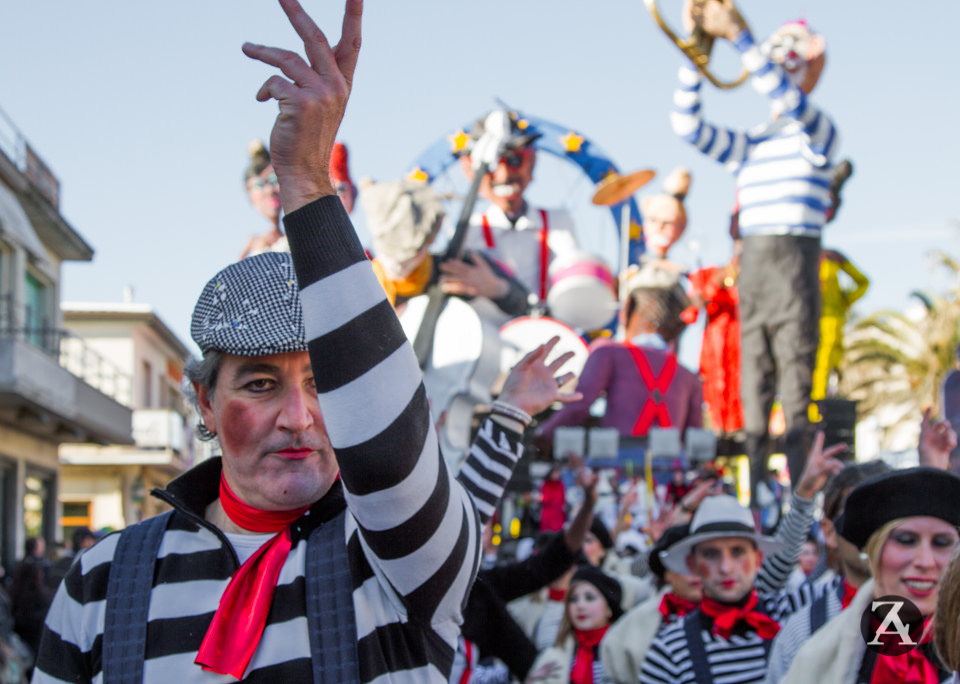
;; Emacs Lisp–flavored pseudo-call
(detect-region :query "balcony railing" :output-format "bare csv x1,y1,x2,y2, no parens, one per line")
0,294,131,404
0,104,60,208
133,409,186,452
60,335,132,406
0,293,65,355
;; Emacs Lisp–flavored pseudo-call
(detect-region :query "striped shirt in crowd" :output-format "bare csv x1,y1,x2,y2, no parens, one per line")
587,660,613,684
33,196,523,684
670,30,839,239
639,492,824,684
763,575,845,684
639,581,826,684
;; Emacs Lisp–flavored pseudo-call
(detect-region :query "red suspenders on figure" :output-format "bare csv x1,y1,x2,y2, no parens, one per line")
623,342,678,436
480,209,550,301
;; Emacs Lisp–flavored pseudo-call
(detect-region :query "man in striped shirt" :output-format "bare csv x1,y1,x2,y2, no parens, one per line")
670,3,839,501
31,2,580,682
638,434,845,684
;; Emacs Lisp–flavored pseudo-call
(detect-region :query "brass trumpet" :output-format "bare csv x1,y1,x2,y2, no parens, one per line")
644,0,749,89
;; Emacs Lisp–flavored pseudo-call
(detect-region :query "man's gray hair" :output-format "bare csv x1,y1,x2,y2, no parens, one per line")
183,350,223,441
627,286,688,344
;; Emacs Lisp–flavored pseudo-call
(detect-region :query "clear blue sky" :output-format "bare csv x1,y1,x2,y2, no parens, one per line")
3,1,958,369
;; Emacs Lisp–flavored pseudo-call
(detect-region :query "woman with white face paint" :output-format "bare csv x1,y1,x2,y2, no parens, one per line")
780,467,960,684
528,565,624,684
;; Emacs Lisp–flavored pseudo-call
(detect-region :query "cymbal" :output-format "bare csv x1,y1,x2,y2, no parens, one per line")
591,169,656,206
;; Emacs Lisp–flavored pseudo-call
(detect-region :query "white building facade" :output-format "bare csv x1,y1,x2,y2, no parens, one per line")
59,302,204,533
0,106,132,570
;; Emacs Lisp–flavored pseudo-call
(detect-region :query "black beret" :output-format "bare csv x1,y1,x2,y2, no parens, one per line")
837,467,960,549
571,565,623,622
589,518,614,551
648,523,691,579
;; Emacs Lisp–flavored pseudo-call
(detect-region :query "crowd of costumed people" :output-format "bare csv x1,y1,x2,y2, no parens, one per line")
13,2,960,684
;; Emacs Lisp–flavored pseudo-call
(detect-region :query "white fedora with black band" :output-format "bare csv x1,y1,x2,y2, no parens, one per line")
660,495,785,574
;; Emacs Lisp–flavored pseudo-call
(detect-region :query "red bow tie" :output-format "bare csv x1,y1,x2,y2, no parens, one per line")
699,591,780,640
658,593,698,619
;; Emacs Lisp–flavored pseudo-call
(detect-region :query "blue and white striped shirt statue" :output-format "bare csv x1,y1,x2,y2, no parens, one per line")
671,16,839,502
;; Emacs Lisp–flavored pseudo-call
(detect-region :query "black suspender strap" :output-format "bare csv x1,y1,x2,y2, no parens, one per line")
103,507,360,683
103,510,174,684
756,602,776,661
809,589,829,634
305,509,361,684
810,578,846,635
682,610,714,684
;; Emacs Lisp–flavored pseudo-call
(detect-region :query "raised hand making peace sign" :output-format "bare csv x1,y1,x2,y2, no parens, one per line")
242,0,362,214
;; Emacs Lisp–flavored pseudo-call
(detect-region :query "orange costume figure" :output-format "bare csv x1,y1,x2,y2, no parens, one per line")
688,264,743,435
685,206,744,435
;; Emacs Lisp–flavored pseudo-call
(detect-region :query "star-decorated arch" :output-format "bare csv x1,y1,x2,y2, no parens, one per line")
406,110,646,268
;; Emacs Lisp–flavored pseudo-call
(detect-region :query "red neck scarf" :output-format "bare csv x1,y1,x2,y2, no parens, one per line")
699,591,780,640
870,618,940,684
570,626,609,684
658,593,698,619
194,476,310,678
548,588,567,603
840,578,858,610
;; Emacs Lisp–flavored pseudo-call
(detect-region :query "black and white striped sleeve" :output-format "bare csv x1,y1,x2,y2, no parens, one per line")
285,196,481,625
457,418,524,526
756,492,815,597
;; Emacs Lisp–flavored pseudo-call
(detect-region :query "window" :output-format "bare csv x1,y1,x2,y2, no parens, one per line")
24,470,55,545
142,360,153,408
166,382,182,412
61,501,91,527
0,239,9,299
24,271,49,350
61,501,92,543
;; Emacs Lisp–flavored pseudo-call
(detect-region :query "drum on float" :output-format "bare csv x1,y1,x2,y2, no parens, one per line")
499,316,590,392
546,251,618,331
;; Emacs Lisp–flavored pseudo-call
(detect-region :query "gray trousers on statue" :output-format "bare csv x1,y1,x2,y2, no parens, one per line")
739,235,821,503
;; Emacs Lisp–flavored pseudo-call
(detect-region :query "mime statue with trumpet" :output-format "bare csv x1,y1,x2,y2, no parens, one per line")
660,0,838,503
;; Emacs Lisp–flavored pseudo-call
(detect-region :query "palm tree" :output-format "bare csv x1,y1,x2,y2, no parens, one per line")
840,251,960,448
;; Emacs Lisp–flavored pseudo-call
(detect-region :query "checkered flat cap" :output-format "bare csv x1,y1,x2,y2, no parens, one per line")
191,252,306,356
